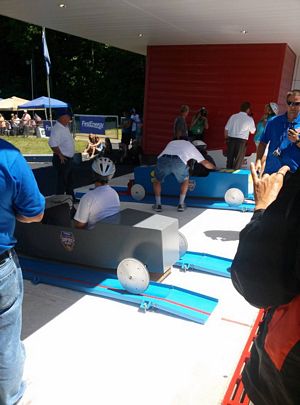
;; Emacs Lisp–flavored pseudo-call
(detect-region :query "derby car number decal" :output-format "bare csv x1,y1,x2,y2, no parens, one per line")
60,231,75,252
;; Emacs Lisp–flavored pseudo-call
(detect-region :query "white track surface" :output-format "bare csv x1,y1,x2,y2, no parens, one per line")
22,173,258,405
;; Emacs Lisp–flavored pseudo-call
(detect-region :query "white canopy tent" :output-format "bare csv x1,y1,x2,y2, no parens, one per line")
0,96,29,111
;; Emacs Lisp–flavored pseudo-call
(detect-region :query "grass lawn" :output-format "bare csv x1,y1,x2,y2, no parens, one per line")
0,135,87,154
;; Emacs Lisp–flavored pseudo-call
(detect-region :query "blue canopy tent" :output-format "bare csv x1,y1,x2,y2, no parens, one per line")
18,96,69,110
18,96,70,121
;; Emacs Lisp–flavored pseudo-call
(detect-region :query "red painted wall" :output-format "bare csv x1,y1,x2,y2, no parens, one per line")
143,43,296,155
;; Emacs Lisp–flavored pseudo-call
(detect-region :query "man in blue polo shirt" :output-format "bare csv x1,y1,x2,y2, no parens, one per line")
0,139,45,405
256,89,300,174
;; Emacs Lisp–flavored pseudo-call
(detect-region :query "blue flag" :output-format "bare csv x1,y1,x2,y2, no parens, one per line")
42,28,51,76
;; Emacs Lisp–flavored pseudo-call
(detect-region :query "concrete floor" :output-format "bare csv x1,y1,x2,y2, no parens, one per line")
21,174,258,405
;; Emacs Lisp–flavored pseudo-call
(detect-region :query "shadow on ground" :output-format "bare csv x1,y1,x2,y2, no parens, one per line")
204,230,240,241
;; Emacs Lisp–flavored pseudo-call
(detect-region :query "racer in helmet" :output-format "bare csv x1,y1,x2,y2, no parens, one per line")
188,149,216,177
74,157,120,229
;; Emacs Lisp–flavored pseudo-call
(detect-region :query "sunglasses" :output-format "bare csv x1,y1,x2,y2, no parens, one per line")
287,101,300,106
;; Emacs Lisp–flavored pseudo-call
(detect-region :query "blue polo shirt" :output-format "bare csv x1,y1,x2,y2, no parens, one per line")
261,113,300,173
0,139,45,253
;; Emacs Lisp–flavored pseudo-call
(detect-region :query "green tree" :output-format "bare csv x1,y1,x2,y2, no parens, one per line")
0,16,145,116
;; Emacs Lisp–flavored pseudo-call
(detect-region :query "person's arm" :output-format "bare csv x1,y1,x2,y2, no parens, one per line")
255,141,267,172
174,124,181,139
13,153,45,223
73,196,89,229
287,128,300,147
200,159,216,170
230,163,298,308
174,117,184,139
17,213,44,223
123,118,132,129
224,116,232,141
50,146,67,163
224,129,229,141
249,118,256,134
190,114,199,128
74,219,87,229
203,117,208,130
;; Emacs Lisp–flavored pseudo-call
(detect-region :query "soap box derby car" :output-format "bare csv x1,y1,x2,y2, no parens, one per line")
15,198,180,276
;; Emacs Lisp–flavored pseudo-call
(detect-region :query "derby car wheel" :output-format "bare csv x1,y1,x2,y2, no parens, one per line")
224,188,244,207
117,257,150,294
130,184,146,201
178,231,188,258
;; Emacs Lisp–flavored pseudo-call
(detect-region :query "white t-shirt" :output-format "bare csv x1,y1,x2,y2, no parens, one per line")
22,113,31,125
74,185,120,229
158,140,204,165
131,113,140,132
225,111,256,140
48,121,75,158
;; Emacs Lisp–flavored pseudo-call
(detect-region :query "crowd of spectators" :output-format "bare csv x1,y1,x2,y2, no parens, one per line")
0,110,43,136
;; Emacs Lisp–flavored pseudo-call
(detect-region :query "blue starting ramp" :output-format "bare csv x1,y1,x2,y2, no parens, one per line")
75,186,255,212
113,191,255,212
20,256,218,324
134,166,253,199
75,168,255,212
175,251,232,278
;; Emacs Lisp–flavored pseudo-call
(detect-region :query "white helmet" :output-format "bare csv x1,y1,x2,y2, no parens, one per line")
269,102,279,116
192,140,207,148
92,157,116,181
192,140,207,151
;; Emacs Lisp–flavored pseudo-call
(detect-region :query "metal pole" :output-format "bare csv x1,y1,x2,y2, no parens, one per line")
46,75,52,124
30,59,34,100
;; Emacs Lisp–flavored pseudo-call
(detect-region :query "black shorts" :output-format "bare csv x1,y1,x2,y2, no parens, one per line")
121,133,132,146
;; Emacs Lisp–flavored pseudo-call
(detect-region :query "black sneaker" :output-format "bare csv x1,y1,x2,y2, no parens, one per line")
152,204,162,212
177,204,185,212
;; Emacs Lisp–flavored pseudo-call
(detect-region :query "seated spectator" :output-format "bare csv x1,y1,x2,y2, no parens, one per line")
83,134,103,158
34,113,43,126
29,119,36,135
0,113,6,135
4,120,11,136
74,157,120,229
103,137,113,158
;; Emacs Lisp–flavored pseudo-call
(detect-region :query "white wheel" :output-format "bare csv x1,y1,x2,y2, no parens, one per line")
178,231,188,258
130,184,146,201
117,257,150,294
224,188,244,207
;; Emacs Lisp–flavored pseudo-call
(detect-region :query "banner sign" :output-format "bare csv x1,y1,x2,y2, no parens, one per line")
43,120,56,137
79,116,105,134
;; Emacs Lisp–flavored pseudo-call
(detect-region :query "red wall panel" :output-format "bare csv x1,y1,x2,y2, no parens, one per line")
143,43,296,155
